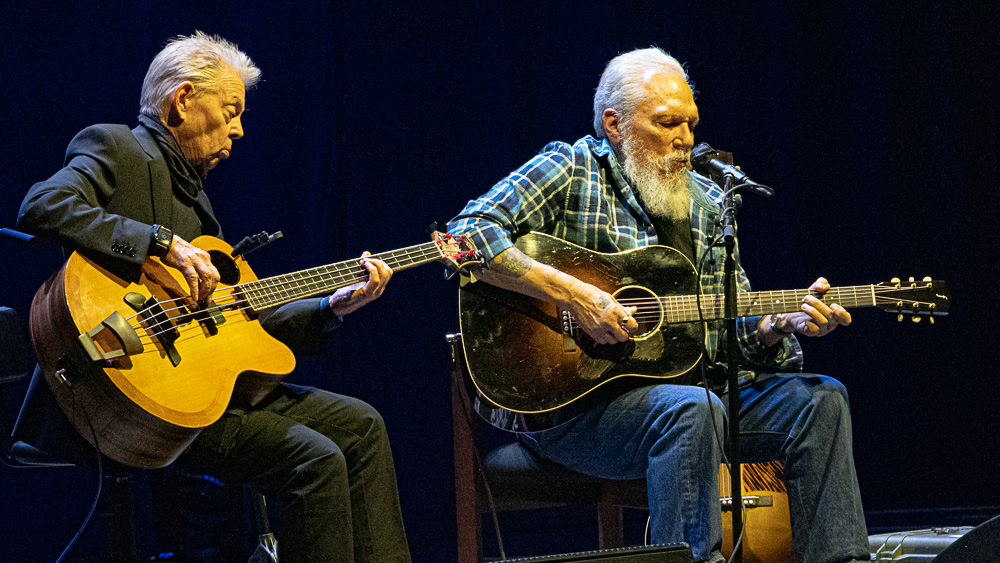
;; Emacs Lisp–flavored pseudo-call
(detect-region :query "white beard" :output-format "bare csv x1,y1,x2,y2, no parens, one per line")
621,135,692,220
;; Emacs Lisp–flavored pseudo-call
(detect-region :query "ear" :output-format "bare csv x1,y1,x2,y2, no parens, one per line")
169,82,196,122
602,108,622,144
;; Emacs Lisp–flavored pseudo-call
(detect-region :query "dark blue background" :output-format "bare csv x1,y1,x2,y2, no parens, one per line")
2,1,998,561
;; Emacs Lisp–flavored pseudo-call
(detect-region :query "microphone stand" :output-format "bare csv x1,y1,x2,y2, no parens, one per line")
720,174,744,563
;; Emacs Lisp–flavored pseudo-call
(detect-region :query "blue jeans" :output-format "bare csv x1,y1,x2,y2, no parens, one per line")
523,374,869,563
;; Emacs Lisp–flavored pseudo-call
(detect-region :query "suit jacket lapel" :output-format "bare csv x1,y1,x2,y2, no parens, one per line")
132,124,173,228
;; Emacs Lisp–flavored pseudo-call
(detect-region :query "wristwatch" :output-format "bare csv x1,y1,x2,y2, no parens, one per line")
149,224,173,258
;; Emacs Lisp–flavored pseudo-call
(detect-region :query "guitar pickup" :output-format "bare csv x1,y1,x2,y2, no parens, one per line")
192,300,226,335
125,292,182,367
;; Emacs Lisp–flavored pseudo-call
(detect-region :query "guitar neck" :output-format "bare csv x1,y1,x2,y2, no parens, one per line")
667,285,877,323
240,241,444,311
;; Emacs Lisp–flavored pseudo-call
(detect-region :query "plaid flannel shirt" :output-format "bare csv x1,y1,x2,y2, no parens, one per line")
448,135,803,381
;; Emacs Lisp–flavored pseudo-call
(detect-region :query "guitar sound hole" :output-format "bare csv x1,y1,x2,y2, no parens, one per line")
613,285,663,339
208,250,241,286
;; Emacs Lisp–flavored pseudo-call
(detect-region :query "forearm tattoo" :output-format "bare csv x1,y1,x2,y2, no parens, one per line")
491,248,532,277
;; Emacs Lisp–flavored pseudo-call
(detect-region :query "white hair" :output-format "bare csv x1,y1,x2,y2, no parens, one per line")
592,47,688,139
139,31,261,120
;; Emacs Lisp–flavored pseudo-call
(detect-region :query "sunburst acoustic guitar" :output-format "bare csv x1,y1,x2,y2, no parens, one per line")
458,232,950,432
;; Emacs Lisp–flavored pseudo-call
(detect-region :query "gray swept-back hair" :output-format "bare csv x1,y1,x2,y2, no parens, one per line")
140,31,261,120
593,47,688,139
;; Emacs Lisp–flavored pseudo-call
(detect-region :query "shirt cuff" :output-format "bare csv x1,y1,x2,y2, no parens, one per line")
740,315,788,365
320,296,344,332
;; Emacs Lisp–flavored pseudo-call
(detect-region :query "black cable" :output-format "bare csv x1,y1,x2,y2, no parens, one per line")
56,388,104,563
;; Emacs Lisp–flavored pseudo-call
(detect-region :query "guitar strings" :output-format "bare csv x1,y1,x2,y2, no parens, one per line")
128,244,446,320
124,242,456,345
563,285,941,330
132,280,936,344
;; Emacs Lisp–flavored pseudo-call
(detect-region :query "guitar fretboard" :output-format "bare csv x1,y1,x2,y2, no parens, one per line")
239,241,445,311
661,286,877,323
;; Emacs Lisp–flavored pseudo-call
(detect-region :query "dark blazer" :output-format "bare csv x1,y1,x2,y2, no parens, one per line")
19,123,220,280
18,122,335,351
14,123,338,462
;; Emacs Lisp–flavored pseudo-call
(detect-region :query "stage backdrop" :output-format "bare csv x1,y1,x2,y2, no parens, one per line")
2,1,997,561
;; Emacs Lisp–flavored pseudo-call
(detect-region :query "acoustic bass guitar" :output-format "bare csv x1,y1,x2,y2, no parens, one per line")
30,232,479,468
458,232,950,432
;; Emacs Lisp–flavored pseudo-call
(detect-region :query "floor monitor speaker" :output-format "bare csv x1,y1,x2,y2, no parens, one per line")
487,543,694,562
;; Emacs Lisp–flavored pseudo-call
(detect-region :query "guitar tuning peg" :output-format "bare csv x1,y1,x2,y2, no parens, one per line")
912,316,921,323
930,317,935,324
898,314,904,322
923,276,932,282
891,277,900,287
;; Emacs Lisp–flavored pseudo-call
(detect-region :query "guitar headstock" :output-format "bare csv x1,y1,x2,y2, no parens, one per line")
874,277,950,322
432,231,483,276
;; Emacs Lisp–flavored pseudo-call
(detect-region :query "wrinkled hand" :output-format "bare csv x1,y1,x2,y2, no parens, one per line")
161,236,220,302
566,281,638,345
328,252,392,317
784,277,852,337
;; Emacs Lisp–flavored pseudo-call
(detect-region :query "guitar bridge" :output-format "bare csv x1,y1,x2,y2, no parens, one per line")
721,494,773,510
560,310,577,352
561,310,575,336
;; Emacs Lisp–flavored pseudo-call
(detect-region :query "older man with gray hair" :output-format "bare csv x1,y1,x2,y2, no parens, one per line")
448,47,869,563
17,32,411,562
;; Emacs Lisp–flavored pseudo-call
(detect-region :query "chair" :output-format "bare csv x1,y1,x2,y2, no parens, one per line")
1,305,278,562
448,333,649,563
449,332,793,563
1,305,145,561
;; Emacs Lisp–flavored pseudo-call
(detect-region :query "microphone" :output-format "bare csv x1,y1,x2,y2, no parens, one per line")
691,143,773,197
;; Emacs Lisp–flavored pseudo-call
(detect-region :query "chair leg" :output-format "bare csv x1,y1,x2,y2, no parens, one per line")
248,490,278,563
597,503,625,550
450,335,483,563
106,466,141,562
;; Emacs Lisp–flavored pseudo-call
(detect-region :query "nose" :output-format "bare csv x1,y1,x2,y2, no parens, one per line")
230,114,244,139
675,122,694,151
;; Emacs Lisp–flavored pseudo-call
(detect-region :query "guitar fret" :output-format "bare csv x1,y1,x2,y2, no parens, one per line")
238,241,451,312
655,285,884,323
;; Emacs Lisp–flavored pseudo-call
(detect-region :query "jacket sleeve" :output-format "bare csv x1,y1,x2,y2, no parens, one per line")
257,296,343,356
17,125,154,266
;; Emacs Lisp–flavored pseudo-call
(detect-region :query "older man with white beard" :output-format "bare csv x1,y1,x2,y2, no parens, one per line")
448,47,869,563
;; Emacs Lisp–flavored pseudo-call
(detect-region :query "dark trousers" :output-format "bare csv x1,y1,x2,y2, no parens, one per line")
180,383,411,563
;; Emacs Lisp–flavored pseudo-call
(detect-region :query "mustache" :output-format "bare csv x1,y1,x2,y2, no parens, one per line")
666,150,692,163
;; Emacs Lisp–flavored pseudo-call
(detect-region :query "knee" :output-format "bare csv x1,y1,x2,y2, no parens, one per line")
652,385,726,430
682,388,726,425
806,376,852,427
350,398,388,442
287,426,349,471
280,432,349,500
